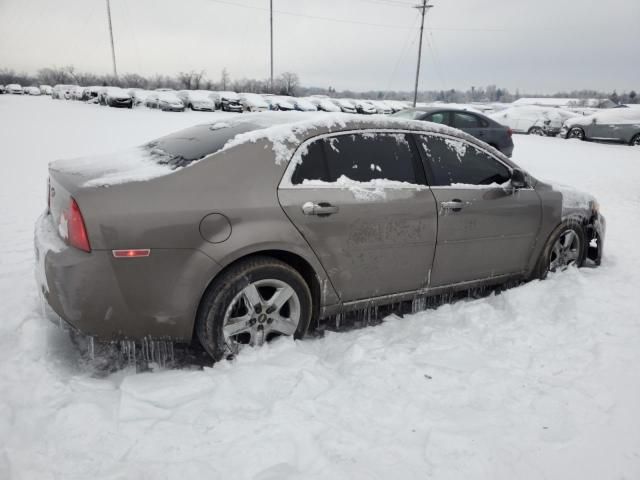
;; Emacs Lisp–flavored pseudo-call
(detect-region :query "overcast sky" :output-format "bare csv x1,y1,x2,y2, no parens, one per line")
1,0,638,93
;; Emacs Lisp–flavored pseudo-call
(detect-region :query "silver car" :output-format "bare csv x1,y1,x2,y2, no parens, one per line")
561,108,640,145
35,113,605,361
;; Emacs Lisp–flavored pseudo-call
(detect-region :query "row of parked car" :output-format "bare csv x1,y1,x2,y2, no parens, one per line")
2,82,411,114
5,82,638,146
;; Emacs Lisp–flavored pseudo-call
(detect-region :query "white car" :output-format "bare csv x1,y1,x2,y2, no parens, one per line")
354,99,377,115
145,91,185,112
293,97,318,112
5,84,23,94
24,86,42,96
332,98,357,114
98,87,134,108
39,85,53,95
239,93,269,112
490,106,579,136
70,85,85,100
128,89,153,107
52,84,77,100
370,100,393,115
177,90,216,111
270,96,297,111
308,96,342,112
385,100,410,113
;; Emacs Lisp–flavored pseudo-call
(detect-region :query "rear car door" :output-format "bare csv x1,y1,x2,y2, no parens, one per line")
278,131,438,302
415,133,541,287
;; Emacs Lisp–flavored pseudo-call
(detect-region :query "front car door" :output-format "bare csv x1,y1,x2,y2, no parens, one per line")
414,133,542,287
278,131,438,302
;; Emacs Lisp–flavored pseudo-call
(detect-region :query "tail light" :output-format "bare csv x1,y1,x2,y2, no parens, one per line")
507,128,513,138
62,198,91,252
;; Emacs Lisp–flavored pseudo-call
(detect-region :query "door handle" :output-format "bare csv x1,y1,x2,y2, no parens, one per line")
440,199,471,213
302,201,339,216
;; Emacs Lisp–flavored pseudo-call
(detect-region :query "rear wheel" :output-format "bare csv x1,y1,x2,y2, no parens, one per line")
569,127,585,140
196,256,312,360
528,126,545,136
630,134,640,146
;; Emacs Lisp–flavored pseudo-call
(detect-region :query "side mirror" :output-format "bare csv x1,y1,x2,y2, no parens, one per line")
511,169,527,189
592,118,597,124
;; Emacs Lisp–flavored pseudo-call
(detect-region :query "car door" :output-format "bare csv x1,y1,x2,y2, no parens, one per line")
278,131,438,302
451,111,488,144
414,133,541,287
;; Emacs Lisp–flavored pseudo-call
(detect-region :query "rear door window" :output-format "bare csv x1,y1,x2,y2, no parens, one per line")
291,132,425,185
416,135,511,186
453,112,483,129
425,112,449,125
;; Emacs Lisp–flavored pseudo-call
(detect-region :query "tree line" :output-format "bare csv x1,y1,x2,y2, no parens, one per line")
0,65,637,104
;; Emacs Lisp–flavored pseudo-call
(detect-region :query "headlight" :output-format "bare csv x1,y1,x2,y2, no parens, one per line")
591,199,600,214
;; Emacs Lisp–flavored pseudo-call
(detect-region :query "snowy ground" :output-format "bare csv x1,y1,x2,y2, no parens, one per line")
1,95,640,480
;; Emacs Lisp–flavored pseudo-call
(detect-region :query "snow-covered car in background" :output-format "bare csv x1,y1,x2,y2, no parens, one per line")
39,85,53,95
70,85,85,100
293,97,318,112
5,84,24,94
98,87,133,108
354,99,377,115
145,91,185,112
490,106,578,136
271,96,297,111
332,98,357,113
24,86,42,96
51,84,76,100
371,100,393,114
128,88,153,107
560,109,640,146
177,90,216,111
239,93,269,112
385,100,410,113
81,86,102,102
212,91,243,112
308,96,342,112
34,114,604,362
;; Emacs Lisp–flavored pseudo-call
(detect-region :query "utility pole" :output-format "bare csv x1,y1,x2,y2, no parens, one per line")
412,0,433,107
270,0,274,92
106,0,118,78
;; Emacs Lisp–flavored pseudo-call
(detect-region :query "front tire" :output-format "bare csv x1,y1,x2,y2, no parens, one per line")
534,222,586,279
528,126,545,136
630,134,640,146
569,127,585,140
196,256,312,361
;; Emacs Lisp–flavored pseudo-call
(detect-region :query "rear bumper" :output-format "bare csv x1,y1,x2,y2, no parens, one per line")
34,213,220,342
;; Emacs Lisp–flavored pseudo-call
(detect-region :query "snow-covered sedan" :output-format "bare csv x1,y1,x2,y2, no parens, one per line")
490,106,578,136
371,100,393,115
239,93,269,112
560,108,640,146
24,86,42,96
308,96,342,112
212,91,243,112
34,113,605,363
177,90,216,111
5,84,23,94
332,98,357,113
52,84,76,100
293,97,318,112
39,85,53,95
145,91,185,112
98,87,133,108
354,100,377,115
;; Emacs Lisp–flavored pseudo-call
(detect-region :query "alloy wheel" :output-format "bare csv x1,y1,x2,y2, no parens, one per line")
569,128,585,140
222,279,301,353
632,135,640,146
549,229,581,271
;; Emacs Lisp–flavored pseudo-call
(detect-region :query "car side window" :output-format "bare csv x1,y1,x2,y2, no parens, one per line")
425,112,448,125
417,135,511,186
291,132,424,185
453,112,481,129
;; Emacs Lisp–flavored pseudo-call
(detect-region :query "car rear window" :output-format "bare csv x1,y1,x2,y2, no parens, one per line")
144,123,259,168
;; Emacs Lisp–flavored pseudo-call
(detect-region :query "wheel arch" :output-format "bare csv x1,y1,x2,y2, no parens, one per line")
191,249,325,341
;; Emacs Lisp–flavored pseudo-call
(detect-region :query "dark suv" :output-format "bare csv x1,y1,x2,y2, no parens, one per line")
393,107,514,157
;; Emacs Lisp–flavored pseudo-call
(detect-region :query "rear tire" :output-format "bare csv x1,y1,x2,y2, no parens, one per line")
196,256,312,361
533,222,586,279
